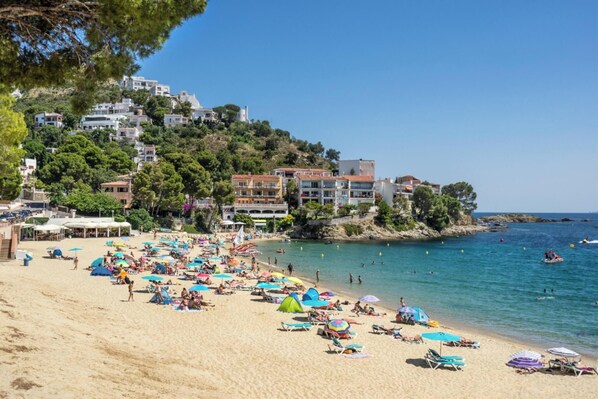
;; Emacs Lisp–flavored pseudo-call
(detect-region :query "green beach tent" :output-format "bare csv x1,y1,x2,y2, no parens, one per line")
277,293,304,313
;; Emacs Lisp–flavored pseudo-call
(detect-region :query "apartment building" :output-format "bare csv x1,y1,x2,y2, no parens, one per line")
80,114,126,131
100,176,133,209
297,175,375,208
164,114,189,128
224,174,288,222
90,98,134,115
113,127,140,144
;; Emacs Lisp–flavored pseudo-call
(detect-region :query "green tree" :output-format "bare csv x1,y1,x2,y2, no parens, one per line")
37,125,68,148
132,161,184,216
284,151,298,165
56,135,108,169
162,153,211,199
441,182,477,215
325,148,340,162
375,200,393,226
277,214,295,230
439,195,462,222
173,101,193,118
425,200,450,232
64,189,122,215
0,166,22,200
23,139,50,169
38,152,92,192
145,96,172,126
126,208,155,231
412,185,436,220
122,89,151,107
1,0,207,113
357,202,371,216
0,93,27,200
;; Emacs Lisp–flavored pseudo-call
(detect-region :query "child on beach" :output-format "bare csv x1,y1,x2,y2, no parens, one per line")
128,281,134,302
72,256,78,270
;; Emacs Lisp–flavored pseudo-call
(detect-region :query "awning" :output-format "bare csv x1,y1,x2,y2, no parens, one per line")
34,225,70,232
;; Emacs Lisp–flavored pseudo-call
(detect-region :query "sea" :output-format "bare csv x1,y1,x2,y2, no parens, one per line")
257,213,598,356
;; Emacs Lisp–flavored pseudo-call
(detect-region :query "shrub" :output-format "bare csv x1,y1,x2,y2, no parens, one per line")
343,224,363,237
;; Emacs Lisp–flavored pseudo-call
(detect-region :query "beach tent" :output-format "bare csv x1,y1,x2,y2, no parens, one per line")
302,288,320,302
90,257,104,268
277,293,304,313
149,289,172,305
408,307,430,324
90,266,112,276
52,248,63,258
152,264,167,274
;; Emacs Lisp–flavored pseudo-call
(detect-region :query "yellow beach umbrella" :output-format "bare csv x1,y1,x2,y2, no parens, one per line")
271,272,284,279
287,277,303,285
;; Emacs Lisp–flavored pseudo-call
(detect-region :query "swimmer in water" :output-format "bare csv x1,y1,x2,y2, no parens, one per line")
371,261,375,265
361,263,365,268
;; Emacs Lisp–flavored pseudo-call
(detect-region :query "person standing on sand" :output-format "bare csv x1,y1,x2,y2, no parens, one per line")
316,270,320,283
128,281,134,302
288,263,293,276
349,273,354,284
400,297,406,307
72,256,78,270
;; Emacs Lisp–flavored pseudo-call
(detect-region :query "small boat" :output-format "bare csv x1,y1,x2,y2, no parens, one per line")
324,240,333,245
543,257,563,264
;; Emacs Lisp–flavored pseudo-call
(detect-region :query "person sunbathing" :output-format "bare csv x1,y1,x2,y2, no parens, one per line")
181,288,190,300
216,284,233,295
363,304,386,317
178,299,189,311
188,298,202,310
352,301,365,315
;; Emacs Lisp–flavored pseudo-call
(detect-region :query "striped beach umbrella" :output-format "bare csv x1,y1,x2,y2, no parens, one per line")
510,350,542,360
359,295,380,303
326,319,351,335
507,357,544,369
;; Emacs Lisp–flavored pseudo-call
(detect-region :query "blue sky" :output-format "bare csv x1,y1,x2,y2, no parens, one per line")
138,0,598,212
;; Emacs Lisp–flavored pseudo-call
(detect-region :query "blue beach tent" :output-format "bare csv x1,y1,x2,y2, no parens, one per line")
302,288,319,302
52,248,63,258
152,264,166,274
90,266,112,276
149,289,172,305
411,307,430,324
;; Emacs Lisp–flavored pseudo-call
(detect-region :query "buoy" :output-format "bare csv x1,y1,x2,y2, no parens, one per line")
336,245,339,249
425,251,429,255
523,247,526,251
441,241,444,245
460,249,464,253
569,243,575,249
379,252,382,256
321,253,324,257
300,247,303,251
387,243,390,247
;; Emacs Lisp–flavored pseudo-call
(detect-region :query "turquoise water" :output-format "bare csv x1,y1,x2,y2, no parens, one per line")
258,213,598,355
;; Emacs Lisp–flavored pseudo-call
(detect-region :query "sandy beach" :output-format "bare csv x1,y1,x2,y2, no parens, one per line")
1,234,596,399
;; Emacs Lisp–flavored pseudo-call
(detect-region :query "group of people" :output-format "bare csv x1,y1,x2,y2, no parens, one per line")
351,301,386,317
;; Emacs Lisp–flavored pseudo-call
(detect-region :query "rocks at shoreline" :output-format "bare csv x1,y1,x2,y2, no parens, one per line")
477,214,590,223
291,220,488,241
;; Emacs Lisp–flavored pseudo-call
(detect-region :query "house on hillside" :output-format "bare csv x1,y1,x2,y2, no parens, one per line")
34,112,63,128
80,114,126,131
100,176,133,209
163,114,189,128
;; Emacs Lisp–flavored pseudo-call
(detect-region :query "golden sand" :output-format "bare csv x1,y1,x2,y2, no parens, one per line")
0,234,595,399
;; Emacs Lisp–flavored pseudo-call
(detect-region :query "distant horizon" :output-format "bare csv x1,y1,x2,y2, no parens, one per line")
474,210,597,215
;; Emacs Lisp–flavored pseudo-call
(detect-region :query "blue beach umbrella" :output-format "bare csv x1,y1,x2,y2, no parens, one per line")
69,247,83,252
301,300,330,308
189,285,209,292
256,282,281,290
142,241,154,245
187,262,203,268
213,273,232,280
142,275,164,281
422,332,461,355
90,257,104,268
113,252,125,258
149,247,161,252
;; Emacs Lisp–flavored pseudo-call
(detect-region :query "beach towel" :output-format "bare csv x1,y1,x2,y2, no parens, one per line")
344,353,371,359
173,306,202,313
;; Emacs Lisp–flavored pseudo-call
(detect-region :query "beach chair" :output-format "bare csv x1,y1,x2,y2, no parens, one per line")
327,337,365,355
308,311,330,325
281,322,313,332
562,363,598,377
425,351,466,370
428,349,464,362
372,324,402,335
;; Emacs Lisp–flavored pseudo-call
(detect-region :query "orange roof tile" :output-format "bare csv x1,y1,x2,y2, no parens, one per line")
342,175,374,182
232,174,280,180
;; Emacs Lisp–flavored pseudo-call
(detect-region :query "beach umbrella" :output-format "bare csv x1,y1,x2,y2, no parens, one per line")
320,291,336,297
422,332,461,355
189,285,209,292
213,273,232,280
228,259,240,266
187,262,202,268
114,259,128,266
510,350,543,360
256,282,281,290
196,273,211,278
142,275,163,281
271,272,284,279
142,241,154,245
326,319,351,335
90,257,104,268
69,247,83,252
302,300,330,308
506,357,544,369
149,247,161,251
287,277,304,285
359,295,380,303
546,347,580,358
275,277,293,284
113,252,125,258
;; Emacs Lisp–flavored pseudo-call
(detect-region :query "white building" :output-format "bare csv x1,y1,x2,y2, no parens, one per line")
34,112,63,128
297,175,375,209
127,112,152,129
192,108,218,123
19,158,37,185
338,159,375,177
113,127,140,143
164,114,189,128
90,98,134,115
80,114,126,131
174,91,201,110
121,76,158,91
237,106,250,123
150,83,170,97
133,144,158,166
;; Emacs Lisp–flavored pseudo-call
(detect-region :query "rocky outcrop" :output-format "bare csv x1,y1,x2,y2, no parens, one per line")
478,214,556,223
291,220,488,241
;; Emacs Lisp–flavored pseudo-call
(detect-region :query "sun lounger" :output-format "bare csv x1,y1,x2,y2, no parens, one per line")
428,349,464,362
328,337,365,355
372,324,402,335
425,352,466,370
281,322,313,332
562,363,598,377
